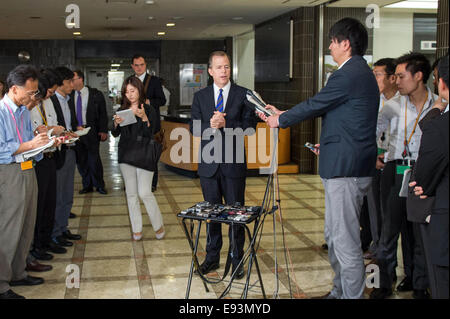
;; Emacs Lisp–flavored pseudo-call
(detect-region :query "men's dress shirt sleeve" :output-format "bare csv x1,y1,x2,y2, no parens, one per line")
0,115,20,163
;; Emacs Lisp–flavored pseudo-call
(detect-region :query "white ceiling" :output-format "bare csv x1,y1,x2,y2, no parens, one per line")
0,0,435,40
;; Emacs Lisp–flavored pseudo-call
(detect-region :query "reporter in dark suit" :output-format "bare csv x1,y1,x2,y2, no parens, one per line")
190,51,257,279
131,55,166,192
261,18,379,298
411,55,449,299
71,70,108,195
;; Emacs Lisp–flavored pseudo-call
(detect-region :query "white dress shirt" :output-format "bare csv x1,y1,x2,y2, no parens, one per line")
137,72,146,83
30,98,58,129
377,91,401,157
213,81,231,112
75,86,89,126
377,87,437,161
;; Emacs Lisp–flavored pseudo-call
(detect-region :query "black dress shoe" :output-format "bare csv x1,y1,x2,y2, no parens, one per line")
96,187,107,195
369,288,392,299
10,275,44,287
413,289,431,299
30,248,54,261
26,260,53,272
53,236,73,247
0,289,25,299
321,243,328,250
196,261,220,275
232,264,245,280
79,187,93,194
46,241,67,254
69,212,77,219
62,230,82,241
397,276,413,292
152,186,157,192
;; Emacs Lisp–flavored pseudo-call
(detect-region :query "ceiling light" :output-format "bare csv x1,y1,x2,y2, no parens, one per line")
172,16,184,20
66,22,76,26
166,23,175,27
111,64,121,67
145,0,155,4
73,32,81,35
157,32,165,35
384,0,438,9
148,16,155,20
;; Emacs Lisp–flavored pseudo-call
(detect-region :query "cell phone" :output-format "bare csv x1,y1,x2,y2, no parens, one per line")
305,142,316,151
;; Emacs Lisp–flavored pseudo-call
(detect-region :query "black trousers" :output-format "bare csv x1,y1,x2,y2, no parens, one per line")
359,196,372,251
33,155,57,250
76,142,105,189
199,166,246,267
377,161,416,288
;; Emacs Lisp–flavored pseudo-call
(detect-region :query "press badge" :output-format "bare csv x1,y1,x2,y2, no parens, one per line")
396,165,410,175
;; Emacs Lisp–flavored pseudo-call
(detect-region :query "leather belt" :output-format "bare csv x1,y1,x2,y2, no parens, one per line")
393,159,416,166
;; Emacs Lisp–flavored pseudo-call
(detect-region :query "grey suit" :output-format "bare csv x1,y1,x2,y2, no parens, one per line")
279,55,379,298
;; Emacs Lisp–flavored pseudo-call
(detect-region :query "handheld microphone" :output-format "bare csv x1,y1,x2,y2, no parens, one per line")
246,90,275,117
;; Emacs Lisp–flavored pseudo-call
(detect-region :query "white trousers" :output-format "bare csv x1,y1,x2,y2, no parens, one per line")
120,163,163,234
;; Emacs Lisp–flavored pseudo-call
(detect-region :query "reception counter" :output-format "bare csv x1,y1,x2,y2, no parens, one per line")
159,111,298,175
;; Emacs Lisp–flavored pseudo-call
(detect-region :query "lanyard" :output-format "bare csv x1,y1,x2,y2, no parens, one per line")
4,101,24,144
402,92,429,158
36,103,48,126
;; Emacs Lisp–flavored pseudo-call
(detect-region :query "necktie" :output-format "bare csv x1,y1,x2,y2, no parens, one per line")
76,91,83,126
216,89,224,112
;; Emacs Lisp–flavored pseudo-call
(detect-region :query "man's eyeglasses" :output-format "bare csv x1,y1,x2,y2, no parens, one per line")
18,86,40,97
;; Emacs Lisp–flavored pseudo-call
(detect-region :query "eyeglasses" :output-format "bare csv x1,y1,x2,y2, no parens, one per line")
18,86,40,97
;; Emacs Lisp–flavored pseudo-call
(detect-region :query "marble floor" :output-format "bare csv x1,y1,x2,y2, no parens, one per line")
15,135,413,299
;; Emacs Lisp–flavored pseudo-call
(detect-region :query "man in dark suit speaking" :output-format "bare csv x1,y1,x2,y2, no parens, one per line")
260,18,379,298
71,70,108,195
190,51,257,279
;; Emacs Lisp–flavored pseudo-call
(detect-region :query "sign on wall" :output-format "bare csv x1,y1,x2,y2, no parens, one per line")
179,64,208,106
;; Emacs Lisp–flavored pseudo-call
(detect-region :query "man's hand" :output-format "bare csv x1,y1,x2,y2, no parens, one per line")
265,115,280,128
31,132,50,148
210,111,226,129
408,181,428,199
265,104,284,116
376,153,385,170
99,132,108,142
311,144,320,156
34,125,48,135
52,125,65,136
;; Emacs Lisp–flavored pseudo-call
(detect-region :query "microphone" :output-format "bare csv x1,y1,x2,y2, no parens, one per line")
246,90,275,117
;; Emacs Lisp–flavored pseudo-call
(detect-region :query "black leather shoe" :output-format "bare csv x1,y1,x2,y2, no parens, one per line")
152,186,157,192
62,230,82,241
79,187,93,194
10,275,44,287
232,264,245,280
397,276,413,292
46,241,67,254
26,260,53,272
53,236,73,247
369,288,392,299
413,289,431,299
96,187,107,195
196,261,220,275
31,248,54,261
0,289,25,299
69,212,77,219
321,243,328,250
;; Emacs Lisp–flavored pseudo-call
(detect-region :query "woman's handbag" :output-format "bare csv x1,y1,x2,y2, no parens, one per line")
121,123,164,172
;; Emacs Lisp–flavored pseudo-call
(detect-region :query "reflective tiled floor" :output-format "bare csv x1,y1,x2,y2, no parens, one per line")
15,136,413,299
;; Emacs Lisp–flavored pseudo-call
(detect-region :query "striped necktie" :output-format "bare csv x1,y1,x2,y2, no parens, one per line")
216,88,224,112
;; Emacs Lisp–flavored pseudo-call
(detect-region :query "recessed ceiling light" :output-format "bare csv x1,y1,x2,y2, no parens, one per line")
157,31,165,35
148,16,155,20
384,0,438,9
111,64,121,67
166,23,175,27
145,0,155,4
73,32,81,35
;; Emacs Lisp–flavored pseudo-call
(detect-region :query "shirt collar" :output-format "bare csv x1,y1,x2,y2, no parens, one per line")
338,57,352,70
381,90,400,101
56,91,70,103
213,81,231,94
137,72,147,83
78,86,88,94
405,87,435,111
2,93,21,112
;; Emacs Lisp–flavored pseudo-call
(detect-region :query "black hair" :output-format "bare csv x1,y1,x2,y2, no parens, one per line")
328,17,368,56
36,74,50,99
131,54,146,64
54,66,74,82
41,68,61,87
0,79,6,96
395,52,431,84
6,64,39,89
73,69,85,81
431,57,441,71
437,55,449,88
374,58,396,75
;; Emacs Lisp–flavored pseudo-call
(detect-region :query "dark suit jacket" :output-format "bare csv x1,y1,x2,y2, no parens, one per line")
69,87,108,152
50,93,79,169
143,74,166,109
415,111,449,266
190,83,257,178
279,55,379,179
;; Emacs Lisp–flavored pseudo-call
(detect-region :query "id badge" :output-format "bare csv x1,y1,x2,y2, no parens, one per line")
396,165,410,175
21,160,33,171
377,148,387,155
